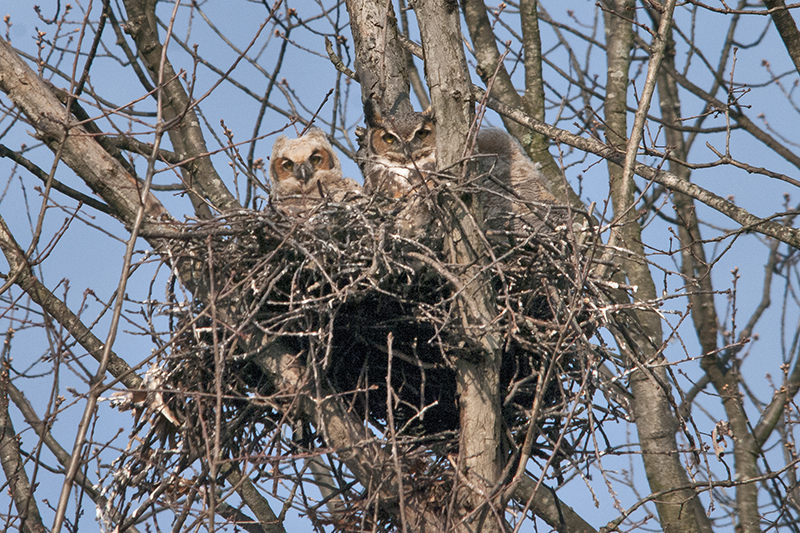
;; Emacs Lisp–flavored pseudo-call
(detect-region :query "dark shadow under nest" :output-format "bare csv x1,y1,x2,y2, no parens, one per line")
105,194,632,522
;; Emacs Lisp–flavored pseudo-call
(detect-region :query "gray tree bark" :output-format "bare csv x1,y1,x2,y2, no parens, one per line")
410,1,505,531
602,2,709,532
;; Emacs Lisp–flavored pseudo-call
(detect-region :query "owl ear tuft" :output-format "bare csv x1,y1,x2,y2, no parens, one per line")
363,95,384,127
421,106,434,123
355,126,367,145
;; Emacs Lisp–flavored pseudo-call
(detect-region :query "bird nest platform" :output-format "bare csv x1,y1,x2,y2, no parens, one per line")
105,194,634,522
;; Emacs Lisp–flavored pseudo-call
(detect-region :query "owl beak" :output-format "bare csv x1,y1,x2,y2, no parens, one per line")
295,161,315,183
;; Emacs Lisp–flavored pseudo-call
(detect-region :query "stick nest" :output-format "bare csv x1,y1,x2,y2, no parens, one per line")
104,195,631,527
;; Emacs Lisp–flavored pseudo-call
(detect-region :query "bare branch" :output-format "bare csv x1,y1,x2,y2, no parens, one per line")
0,365,48,533
0,37,172,232
0,214,142,390
120,0,239,215
763,0,800,76
6,381,144,533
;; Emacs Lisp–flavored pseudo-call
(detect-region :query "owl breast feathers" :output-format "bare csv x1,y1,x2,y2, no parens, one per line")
356,102,565,234
269,128,360,213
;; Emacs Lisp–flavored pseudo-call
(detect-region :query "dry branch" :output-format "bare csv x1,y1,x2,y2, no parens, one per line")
120,0,238,215
0,37,170,231
0,366,48,533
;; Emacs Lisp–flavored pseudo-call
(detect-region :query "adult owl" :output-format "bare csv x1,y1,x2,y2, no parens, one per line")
356,101,436,199
270,128,360,214
356,100,563,235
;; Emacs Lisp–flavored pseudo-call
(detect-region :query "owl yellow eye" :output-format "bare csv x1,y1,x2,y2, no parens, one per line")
309,153,323,166
281,160,294,171
416,129,430,140
382,133,397,145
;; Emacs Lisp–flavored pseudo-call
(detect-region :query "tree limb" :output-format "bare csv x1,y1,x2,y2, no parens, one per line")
6,381,144,533
119,0,238,215
763,0,800,77
0,36,173,233
513,475,597,533
603,2,709,532
475,88,800,249
0,365,48,533
0,214,143,390
344,0,413,115
411,2,506,532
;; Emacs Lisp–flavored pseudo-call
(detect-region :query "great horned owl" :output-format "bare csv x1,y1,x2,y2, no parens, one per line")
473,128,562,234
270,128,360,213
356,101,436,199
356,102,562,235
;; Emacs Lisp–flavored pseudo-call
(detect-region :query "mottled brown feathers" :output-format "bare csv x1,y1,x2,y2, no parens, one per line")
356,102,565,235
358,102,436,198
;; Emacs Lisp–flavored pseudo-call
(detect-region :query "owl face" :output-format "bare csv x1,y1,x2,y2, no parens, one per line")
269,128,343,200
358,102,436,198
268,128,361,215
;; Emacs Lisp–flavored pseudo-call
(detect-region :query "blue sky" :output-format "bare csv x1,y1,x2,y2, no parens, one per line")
1,1,800,531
